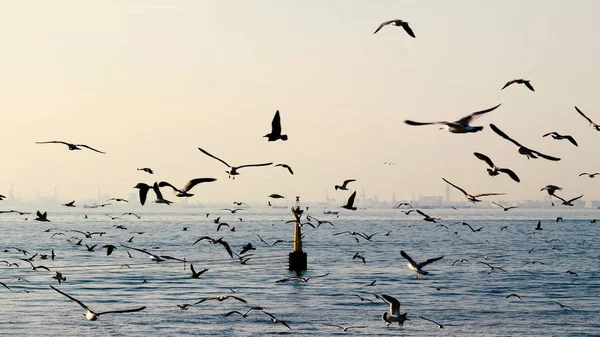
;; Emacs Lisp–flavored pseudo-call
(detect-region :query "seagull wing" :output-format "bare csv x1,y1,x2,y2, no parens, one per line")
491,201,503,208
270,110,282,135
50,285,92,313
236,162,273,169
456,103,502,125
401,22,415,38
182,178,217,192
420,316,440,325
152,182,164,199
120,245,156,258
489,123,523,147
400,250,418,268
136,184,149,205
473,152,495,168
192,236,214,245
275,164,294,175
77,144,106,154
342,179,356,188
96,306,146,317
158,181,180,192
36,140,70,146
529,149,561,161
524,81,535,91
381,294,400,316
542,132,556,137
497,168,520,182
198,147,231,167
442,178,469,197
418,255,444,268
415,209,428,217
404,120,446,126
564,135,578,146
567,195,584,203
345,191,357,207
373,20,395,34
225,311,243,317
575,106,594,123
218,240,234,258
474,193,506,198
501,79,516,90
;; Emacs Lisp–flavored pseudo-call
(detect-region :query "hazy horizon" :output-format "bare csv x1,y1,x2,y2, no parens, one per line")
2,1,600,205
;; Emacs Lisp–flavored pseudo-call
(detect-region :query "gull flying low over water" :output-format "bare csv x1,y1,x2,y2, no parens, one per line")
579,172,600,178
501,79,535,91
416,209,439,223
474,152,520,182
400,250,444,279
490,124,560,161
335,179,356,190
62,200,76,207
193,236,234,258
34,211,50,222
322,323,367,332
554,194,584,206
193,295,247,305
492,201,518,211
381,294,409,326
575,106,600,131
420,316,457,329
442,178,505,203
405,103,501,133
225,306,264,318
373,19,415,37
159,178,217,197
120,245,185,263
35,141,105,154
264,110,288,141
137,167,154,174
342,191,357,211
198,147,272,179
541,185,562,196
542,132,578,146
50,285,146,321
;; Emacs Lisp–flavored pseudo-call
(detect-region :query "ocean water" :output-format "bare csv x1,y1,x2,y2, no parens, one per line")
0,207,599,336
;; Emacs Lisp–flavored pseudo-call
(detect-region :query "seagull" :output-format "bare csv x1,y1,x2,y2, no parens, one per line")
396,202,413,208
62,200,76,207
556,217,563,222
268,194,285,199
225,307,264,318
190,264,209,279
415,209,440,223
152,182,173,205
400,251,444,279
34,211,50,222
442,178,505,203
373,19,415,37
335,179,356,190
419,316,456,329
133,183,152,205
101,245,117,256
541,185,562,196
473,152,520,182
554,194,584,206
574,106,600,131
193,295,247,305
352,294,374,302
322,323,367,332
405,104,501,133
193,236,233,258
264,110,288,141
552,301,575,310
50,285,146,321
381,294,409,326
579,172,600,178
198,147,272,179
401,209,415,215
52,271,67,284
222,208,243,213
478,261,506,273
239,243,256,255
543,132,578,146
566,270,579,277
0,281,13,291
535,221,543,230
490,124,560,161
107,198,128,202
342,191,357,210
122,212,141,219
491,201,518,211
274,163,294,175
120,245,185,263
262,311,292,330
451,259,471,266
137,167,154,174
506,293,522,300
501,79,535,91
158,178,217,197
351,252,366,265
35,141,106,154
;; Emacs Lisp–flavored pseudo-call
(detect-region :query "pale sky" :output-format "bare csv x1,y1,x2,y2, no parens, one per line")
1,0,600,204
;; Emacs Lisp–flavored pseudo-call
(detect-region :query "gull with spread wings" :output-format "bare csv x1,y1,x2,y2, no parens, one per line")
198,147,272,179
400,250,444,279
575,106,600,131
474,152,520,182
490,124,560,161
442,178,505,203
404,104,501,133
158,178,217,197
35,141,105,154
373,19,415,37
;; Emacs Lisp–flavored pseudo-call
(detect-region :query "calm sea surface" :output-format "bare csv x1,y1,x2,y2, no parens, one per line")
1,207,599,336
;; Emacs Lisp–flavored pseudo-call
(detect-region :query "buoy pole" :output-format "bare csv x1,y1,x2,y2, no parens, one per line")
289,196,307,271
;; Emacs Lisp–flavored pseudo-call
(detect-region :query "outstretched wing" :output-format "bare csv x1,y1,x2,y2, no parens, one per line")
373,20,395,34
442,178,469,196
564,135,578,146
418,255,444,268
567,194,584,203
97,306,146,317
50,285,91,312
346,191,357,206
475,193,506,198
158,181,180,192
198,147,231,167
381,294,400,316
270,110,282,135
497,168,520,182
473,152,495,168
400,250,418,268
501,79,516,90
542,132,556,138
404,120,446,126
152,182,164,199
524,81,535,91
401,22,415,38
489,124,523,147
575,106,594,124
236,162,273,169
77,144,106,154
183,178,217,192
456,103,501,125
529,149,561,161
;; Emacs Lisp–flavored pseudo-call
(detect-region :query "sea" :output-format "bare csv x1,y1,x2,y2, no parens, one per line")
0,207,599,336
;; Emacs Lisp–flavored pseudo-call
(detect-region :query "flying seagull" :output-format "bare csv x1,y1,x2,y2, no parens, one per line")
442,178,505,203
225,306,264,318
35,141,105,154
322,323,367,332
198,147,272,179
542,132,578,146
50,285,146,321
335,179,356,190
62,200,76,207
419,316,456,329
541,185,562,196
152,182,172,205
120,245,185,263
34,211,50,222
490,124,560,161
264,110,288,141
473,152,520,182
405,103,501,133
373,19,415,37
415,209,440,223
275,164,294,175
381,294,409,326
158,178,217,197
137,167,154,174
579,172,600,178
554,194,584,206
501,79,535,91
400,250,444,279
492,201,518,211
133,183,152,205
574,106,600,131
342,191,357,210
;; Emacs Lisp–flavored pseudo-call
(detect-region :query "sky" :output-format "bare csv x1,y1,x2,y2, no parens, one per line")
1,0,600,205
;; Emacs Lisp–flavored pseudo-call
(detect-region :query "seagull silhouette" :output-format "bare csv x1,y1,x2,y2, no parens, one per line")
575,106,600,131
275,163,294,175
473,152,520,182
492,201,518,211
50,285,146,321
335,179,356,190
198,147,272,179
137,167,153,174
373,19,415,37
442,178,505,202
502,79,534,91
405,104,501,133
419,316,457,329
490,124,560,161
342,191,357,210
158,178,217,197
542,132,578,146
264,110,288,141
381,294,409,326
36,141,105,154
400,251,444,279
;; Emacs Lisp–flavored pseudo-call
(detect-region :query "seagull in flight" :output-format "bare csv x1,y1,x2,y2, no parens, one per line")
225,306,264,318
419,316,457,329
342,191,357,210
50,285,146,321
198,147,272,179
264,110,288,141
400,250,444,279
554,194,584,206
35,141,105,154
34,211,50,222
490,124,560,161
275,164,294,175
335,179,356,190
541,185,562,196
322,323,367,332
501,79,535,91
579,172,600,178
415,209,439,223
542,132,578,146
442,178,505,203
473,152,520,182
137,167,154,174
120,245,184,263
158,178,217,197
405,103,501,133
575,106,600,131
62,200,76,207
373,19,415,37
492,201,518,211
381,294,409,326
